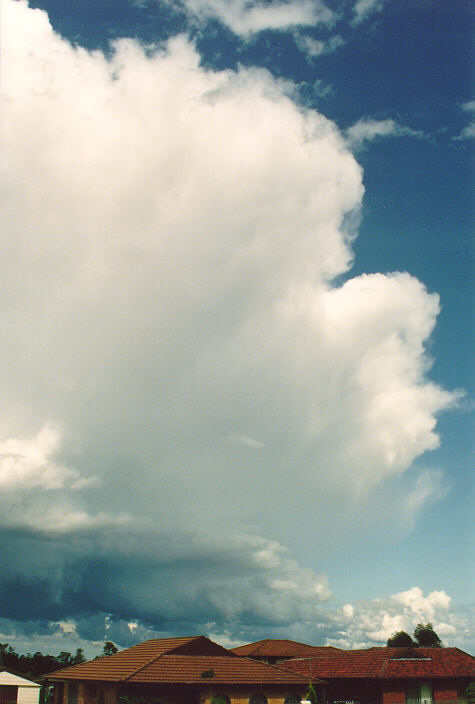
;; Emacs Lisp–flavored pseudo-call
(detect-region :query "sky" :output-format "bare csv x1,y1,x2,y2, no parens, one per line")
0,0,473,658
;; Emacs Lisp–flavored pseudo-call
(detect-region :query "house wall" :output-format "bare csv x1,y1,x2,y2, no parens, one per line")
433,680,462,704
78,683,118,704
54,682,118,704
17,687,40,704
379,679,468,704
382,682,406,704
55,681,306,704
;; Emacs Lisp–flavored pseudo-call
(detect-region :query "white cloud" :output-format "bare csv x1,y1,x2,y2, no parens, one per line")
346,118,424,149
0,425,96,491
457,124,475,139
175,0,334,36
454,101,475,140
327,587,463,648
0,0,461,649
1,0,456,545
352,0,385,26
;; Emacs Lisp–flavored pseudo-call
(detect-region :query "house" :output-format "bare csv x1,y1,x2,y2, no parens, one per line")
45,636,317,704
0,667,41,704
282,646,474,704
231,640,343,665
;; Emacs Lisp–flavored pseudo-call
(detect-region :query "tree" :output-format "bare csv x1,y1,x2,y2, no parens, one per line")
103,642,118,657
387,631,416,647
200,668,215,702
413,623,442,648
305,683,318,704
72,649,86,664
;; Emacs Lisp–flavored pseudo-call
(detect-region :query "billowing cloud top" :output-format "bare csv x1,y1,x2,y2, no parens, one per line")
0,0,462,651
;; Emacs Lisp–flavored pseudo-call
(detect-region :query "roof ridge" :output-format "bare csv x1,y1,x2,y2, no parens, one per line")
159,653,244,659
253,640,271,655
122,636,229,680
121,637,201,682
123,652,166,682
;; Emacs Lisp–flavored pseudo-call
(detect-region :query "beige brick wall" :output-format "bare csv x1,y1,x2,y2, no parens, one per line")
199,685,305,703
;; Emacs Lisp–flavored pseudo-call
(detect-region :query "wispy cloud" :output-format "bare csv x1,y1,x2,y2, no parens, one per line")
345,117,424,149
454,100,475,140
295,33,344,60
229,433,266,449
174,0,335,36
352,0,386,26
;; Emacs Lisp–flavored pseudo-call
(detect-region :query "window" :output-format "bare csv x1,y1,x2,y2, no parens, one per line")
0,687,18,704
420,683,432,704
249,695,267,704
67,684,78,704
406,683,432,704
284,695,300,704
55,683,65,704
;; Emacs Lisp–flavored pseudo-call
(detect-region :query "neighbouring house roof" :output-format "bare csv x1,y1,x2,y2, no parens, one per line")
231,639,343,658
46,636,316,686
283,648,474,680
0,668,41,687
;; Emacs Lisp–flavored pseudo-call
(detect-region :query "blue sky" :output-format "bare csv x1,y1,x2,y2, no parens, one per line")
0,0,473,656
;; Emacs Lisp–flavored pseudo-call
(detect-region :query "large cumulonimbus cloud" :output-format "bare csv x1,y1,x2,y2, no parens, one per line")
0,0,459,647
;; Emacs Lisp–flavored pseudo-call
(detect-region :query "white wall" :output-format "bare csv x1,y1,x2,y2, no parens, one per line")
17,687,40,704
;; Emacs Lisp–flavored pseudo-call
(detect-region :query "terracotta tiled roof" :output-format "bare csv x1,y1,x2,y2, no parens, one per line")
47,636,316,685
231,639,342,658
47,637,231,682
129,655,313,684
283,648,474,680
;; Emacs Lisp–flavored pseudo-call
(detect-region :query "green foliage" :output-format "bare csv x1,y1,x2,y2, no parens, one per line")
73,649,86,664
413,623,442,647
386,623,442,648
306,683,318,704
210,696,230,704
119,697,166,704
465,681,475,704
386,631,416,647
103,642,118,657
0,643,78,677
200,668,216,679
